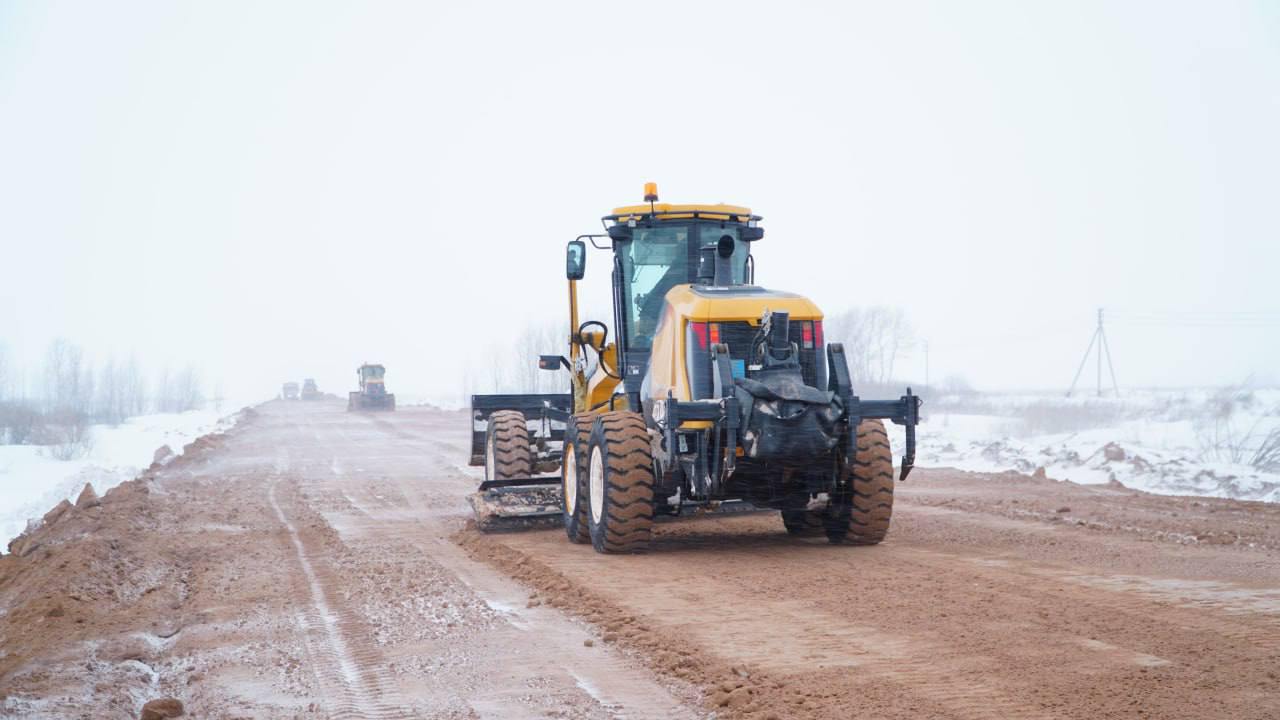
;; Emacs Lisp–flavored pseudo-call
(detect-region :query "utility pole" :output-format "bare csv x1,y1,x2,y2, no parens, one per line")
1096,308,1102,396
1067,308,1120,397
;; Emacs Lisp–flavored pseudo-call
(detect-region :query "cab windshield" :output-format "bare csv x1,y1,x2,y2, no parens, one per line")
617,223,751,351
619,226,688,350
362,366,385,379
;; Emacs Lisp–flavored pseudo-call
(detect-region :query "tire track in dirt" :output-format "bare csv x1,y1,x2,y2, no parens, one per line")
268,477,411,719
285,406,702,719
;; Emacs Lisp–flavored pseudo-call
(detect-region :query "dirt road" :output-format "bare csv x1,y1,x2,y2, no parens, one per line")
2,400,1278,719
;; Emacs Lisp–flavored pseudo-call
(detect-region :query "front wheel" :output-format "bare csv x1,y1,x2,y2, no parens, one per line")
561,413,593,543
586,411,655,554
824,420,894,545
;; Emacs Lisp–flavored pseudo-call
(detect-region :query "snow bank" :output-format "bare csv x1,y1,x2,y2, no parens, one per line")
888,389,1280,503
890,389,1280,502
0,409,242,550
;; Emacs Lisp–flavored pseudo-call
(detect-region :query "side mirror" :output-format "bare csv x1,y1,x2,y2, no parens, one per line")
741,226,764,241
566,240,586,280
539,355,569,371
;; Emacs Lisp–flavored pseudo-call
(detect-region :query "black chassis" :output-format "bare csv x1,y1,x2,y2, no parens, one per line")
653,342,921,508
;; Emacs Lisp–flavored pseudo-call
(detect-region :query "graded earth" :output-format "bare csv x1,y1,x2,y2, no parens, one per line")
2,400,1277,719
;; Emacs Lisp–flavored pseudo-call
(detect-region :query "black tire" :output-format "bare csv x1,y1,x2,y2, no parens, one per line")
824,420,894,545
562,413,593,543
782,504,826,537
485,410,532,482
585,411,655,554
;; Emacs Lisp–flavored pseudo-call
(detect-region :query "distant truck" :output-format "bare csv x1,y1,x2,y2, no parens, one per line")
282,382,300,400
348,364,395,411
301,378,321,401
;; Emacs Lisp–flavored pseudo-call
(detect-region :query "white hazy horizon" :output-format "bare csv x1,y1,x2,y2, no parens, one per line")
3,2,1278,405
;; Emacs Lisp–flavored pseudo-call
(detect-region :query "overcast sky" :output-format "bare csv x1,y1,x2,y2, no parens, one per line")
2,1,1278,404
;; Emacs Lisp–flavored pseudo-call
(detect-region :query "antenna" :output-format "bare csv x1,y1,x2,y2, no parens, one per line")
1066,308,1120,397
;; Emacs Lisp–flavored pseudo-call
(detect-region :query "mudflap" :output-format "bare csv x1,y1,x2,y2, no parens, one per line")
467,480,564,533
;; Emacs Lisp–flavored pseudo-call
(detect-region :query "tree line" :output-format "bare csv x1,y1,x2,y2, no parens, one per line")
0,338,206,453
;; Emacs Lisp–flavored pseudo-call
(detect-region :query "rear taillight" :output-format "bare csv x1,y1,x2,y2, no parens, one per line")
802,321,814,349
690,321,708,350
690,322,721,350
814,320,824,347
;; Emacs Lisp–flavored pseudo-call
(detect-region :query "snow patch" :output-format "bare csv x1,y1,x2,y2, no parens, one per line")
888,389,1280,503
0,408,242,550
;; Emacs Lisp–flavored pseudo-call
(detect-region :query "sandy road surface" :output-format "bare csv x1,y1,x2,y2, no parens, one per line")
2,400,1279,719
0,401,700,719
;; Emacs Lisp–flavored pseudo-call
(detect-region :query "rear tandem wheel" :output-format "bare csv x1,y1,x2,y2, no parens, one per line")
484,410,533,482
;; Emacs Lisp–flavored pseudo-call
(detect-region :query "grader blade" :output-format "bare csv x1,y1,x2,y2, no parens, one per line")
468,478,564,533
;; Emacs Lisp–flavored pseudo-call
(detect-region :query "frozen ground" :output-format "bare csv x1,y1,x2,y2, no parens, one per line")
889,388,1280,503
0,409,242,549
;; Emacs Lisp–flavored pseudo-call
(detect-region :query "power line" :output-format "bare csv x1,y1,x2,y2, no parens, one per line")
1107,310,1280,328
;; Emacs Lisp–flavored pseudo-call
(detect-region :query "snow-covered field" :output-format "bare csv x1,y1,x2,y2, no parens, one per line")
0,409,243,550
889,388,1280,503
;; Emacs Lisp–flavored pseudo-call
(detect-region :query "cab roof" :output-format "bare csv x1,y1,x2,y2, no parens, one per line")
607,202,755,223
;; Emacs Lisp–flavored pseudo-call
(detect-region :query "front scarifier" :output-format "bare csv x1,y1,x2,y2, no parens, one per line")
466,183,921,552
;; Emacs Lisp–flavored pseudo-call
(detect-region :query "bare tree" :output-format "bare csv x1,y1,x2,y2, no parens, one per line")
514,322,567,394
1251,427,1280,473
42,338,94,415
35,339,95,458
172,365,205,412
824,306,915,385
95,353,130,425
0,341,9,403
153,365,172,413
38,409,94,460
1195,385,1270,465
124,353,146,417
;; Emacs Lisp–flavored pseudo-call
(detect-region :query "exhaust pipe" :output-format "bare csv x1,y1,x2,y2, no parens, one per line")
714,234,735,286
698,235,739,287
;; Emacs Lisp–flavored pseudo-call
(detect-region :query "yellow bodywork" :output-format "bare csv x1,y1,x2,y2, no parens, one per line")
646,285,822,427
583,343,624,412
610,203,753,223
567,279,629,414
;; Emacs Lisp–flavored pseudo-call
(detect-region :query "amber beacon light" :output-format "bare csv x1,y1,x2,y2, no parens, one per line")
643,182,659,202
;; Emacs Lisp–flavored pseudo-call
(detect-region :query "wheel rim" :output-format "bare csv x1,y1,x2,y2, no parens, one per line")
485,431,495,481
589,445,605,525
563,442,577,514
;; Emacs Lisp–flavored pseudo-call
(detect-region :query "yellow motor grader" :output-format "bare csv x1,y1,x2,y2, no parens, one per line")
348,363,396,411
468,184,920,552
